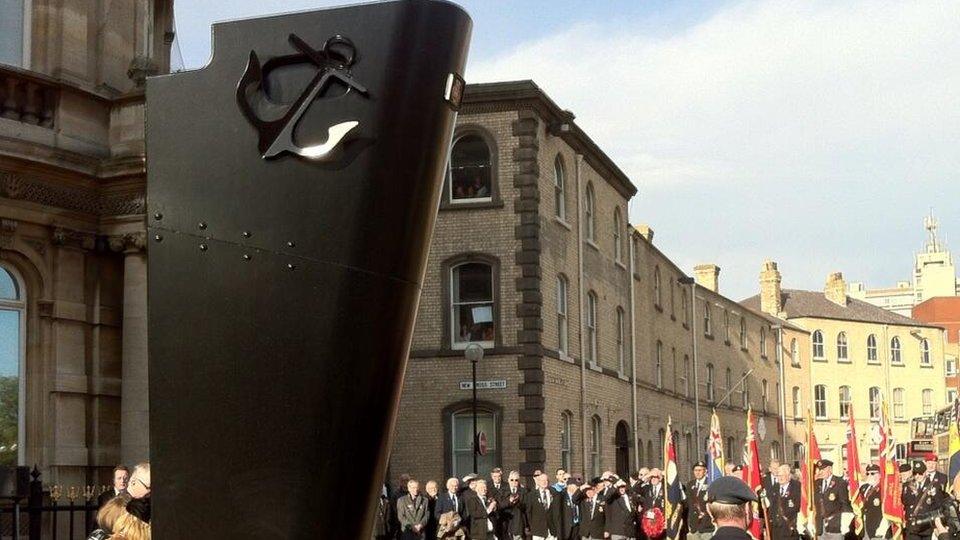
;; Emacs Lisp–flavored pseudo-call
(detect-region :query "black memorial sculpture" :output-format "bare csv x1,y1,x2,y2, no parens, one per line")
145,1,470,537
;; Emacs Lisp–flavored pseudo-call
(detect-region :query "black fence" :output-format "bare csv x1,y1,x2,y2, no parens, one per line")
0,466,107,540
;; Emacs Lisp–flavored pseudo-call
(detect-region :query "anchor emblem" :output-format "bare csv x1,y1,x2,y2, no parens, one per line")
236,33,368,161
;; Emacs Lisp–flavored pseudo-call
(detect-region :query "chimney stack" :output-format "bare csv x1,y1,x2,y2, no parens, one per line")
759,260,784,317
694,264,720,293
635,224,654,243
824,272,847,306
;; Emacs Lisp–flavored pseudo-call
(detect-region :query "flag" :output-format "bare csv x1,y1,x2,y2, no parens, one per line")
948,397,960,497
846,406,864,534
879,400,904,540
664,417,686,539
744,406,764,540
707,410,725,483
799,408,821,533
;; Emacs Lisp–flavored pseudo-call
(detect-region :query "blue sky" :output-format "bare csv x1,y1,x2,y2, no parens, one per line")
173,0,960,301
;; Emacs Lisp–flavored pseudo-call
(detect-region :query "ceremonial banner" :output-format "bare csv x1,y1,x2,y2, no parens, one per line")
846,407,864,534
664,418,685,539
799,408,821,532
949,397,960,496
707,410,726,483
745,407,764,540
879,401,904,540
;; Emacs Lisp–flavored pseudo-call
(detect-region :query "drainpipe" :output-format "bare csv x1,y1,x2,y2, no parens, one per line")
628,228,639,470
774,325,787,454
576,154,587,474
680,277,701,458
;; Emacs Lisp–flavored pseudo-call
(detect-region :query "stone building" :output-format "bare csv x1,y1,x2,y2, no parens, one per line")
743,265,948,466
0,0,173,487
912,297,960,404
390,81,796,484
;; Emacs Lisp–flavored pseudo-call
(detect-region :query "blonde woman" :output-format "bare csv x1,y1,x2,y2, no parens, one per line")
87,494,131,540
109,509,151,540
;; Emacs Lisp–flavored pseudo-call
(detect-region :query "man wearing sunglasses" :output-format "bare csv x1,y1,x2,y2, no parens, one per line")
859,464,887,540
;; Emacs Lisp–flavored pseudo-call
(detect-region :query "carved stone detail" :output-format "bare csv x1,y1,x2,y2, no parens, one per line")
107,232,147,253
0,218,17,248
0,172,146,216
51,227,96,251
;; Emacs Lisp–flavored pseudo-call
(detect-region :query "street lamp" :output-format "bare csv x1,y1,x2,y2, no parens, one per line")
465,343,484,473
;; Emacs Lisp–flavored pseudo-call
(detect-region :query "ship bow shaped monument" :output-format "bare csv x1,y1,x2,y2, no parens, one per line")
145,2,470,537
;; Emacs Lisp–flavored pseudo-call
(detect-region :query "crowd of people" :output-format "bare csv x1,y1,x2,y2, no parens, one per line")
375,452,957,540
86,462,152,540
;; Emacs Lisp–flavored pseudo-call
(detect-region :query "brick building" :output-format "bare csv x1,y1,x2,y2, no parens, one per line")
390,81,796,484
912,297,960,402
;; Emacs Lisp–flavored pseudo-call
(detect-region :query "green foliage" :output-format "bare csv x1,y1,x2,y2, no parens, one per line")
0,376,19,467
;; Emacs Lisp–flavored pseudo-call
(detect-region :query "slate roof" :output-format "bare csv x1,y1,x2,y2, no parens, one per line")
739,289,939,329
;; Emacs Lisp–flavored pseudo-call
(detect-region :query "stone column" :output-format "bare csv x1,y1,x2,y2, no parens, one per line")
111,232,149,465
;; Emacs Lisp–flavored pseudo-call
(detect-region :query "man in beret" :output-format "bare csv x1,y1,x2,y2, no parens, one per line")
706,476,758,540
578,478,607,540
901,462,920,530
906,460,948,540
768,464,800,540
604,477,641,540
859,464,888,540
686,461,715,540
553,478,584,540
813,459,852,540
923,454,948,493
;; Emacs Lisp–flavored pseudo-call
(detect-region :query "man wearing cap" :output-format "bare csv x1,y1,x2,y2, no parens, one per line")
901,462,919,529
923,454,948,493
686,461,715,540
859,464,888,540
460,474,480,534
813,459,852,540
768,464,800,540
553,478,585,540
706,476,758,540
578,478,607,540
906,460,947,540
642,469,667,540
604,477,641,540
500,470,527,540
524,471,559,540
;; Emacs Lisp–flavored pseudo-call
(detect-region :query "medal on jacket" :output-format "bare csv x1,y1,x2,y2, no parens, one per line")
829,493,836,501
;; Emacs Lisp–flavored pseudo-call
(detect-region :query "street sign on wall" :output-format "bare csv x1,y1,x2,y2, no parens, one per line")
460,380,507,390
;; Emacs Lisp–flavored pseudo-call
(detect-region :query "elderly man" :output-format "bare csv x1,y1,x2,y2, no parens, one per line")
768,464,800,540
604,477,640,540
466,479,498,540
500,470,527,540
686,462,714,540
524,471,559,540
128,462,150,499
767,459,782,492
859,464,888,540
813,459,852,540
398,479,430,539
707,476,758,540
98,465,130,508
436,477,462,523
578,478,606,540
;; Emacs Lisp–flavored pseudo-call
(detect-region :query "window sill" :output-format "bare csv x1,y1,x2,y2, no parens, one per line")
761,355,769,361
837,359,851,364
588,362,602,372
615,260,627,271
866,361,880,366
559,353,576,364
920,364,933,369
440,199,504,211
892,362,904,367
791,363,800,368
618,373,631,382
585,239,600,252
670,314,676,321
553,216,572,231
812,358,827,362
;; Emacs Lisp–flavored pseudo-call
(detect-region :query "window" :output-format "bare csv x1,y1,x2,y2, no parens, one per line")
704,302,712,335
658,428,666,464
681,355,690,397
760,327,767,357
590,415,602,478
616,308,625,374
771,441,782,461
862,334,877,364
724,310,730,341
812,330,824,359
762,379,769,412
790,338,799,366
814,385,827,419
0,1,27,68
792,387,801,418
646,440,653,466
681,288,688,325
921,339,931,366
725,368,732,399
654,267,662,307
869,387,881,420
613,208,623,262
448,135,492,203
948,389,958,405
586,292,598,364
893,388,905,420
655,341,663,389
557,275,568,355
839,386,851,419
585,183,597,242
890,337,902,364
739,318,747,348
948,358,958,377
451,262,495,348
560,411,573,471
554,155,565,220
0,265,24,466
451,407,499,477
742,374,750,409
923,389,933,415
837,332,848,362
706,364,715,402
727,437,736,459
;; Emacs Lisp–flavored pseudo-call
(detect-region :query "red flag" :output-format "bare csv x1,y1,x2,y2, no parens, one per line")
879,400,904,539
846,407,864,534
799,408,821,532
745,407,764,540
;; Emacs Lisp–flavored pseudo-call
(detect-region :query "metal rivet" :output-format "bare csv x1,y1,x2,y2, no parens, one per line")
287,241,296,248
242,231,252,238
243,254,251,261
153,212,163,220
287,263,296,270
198,222,207,230
199,244,208,251
153,234,163,242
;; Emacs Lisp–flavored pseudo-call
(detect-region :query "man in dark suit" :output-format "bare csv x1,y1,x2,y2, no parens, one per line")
552,479,584,540
578,478,606,540
435,477,462,528
466,479,498,540
859,464,887,540
499,470,527,540
923,453,949,492
487,468,508,538
605,478,641,540
686,462,715,540
766,459,782,493
813,459,852,540
97,465,129,508
906,460,947,540
768,463,801,540
641,469,666,540
523,471,559,540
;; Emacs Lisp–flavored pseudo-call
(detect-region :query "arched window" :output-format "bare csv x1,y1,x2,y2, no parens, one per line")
921,339,931,366
586,292,598,364
739,318,747,348
792,387,801,418
724,310,730,341
703,302,712,335
706,364,715,402
585,183,597,242
892,388,905,419
761,379,769,412
615,421,630,479
760,327,767,357
450,406,500,477
771,441,782,461
0,1,28,68
869,387,881,420
590,415,602,478
646,440,654,467
790,338,799,366
560,411,573,471
448,134,493,203
742,374,750,410
451,262,495,348
836,332,848,362
0,265,24,466
554,155,566,220
923,389,933,415
681,287,689,326
655,341,663,389
890,337,902,364
681,355,690,397
814,384,827,419
616,307,626,374
613,208,623,263
725,368,732,399
812,330,824,359
654,266,662,307
839,386,851,419
557,275,569,355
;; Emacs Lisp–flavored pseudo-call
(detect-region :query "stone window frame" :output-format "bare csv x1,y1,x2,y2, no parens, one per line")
0,262,26,466
1,0,31,68
920,338,931,366
440,253,502,351
836,331,849,362
890,336,902,365
557,274,569,356
812,330,825,360
584,182,597,243
442,399,504,478
560,410,574,471
553,154,567,221
814,384,827,420
866,334,878,364
440,125,503,211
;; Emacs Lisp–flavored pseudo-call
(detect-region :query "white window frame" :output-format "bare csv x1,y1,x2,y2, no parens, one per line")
839,386,851,419
790,338,799,367
654,267,662,307
739,318,747,348
893,388,905,420
613,208,623,263
447,134,493,205
616,307,625,375
0,264,26,466
450,262,495,350
703,302,712,336
554,155,565,220
792,386,800,418
812,330,824,359
585,183,596,242
869,387,881,420
760,327,767,357
922,389,933,415
560,411,573,470
557,275,568,355
890,337,902,365
866,334,878,364
706,364,715,402
655,341,663,389
590,415,602,478
814,385,827,419
836,332,848,362
921,339,931,366
946,358,958,377
586,292,598,365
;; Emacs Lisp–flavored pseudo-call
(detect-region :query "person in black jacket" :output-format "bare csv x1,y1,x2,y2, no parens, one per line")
685,462,714,540
768,464,801,540
605,478,641,540
465,479,497,540
907,461,947,540
552,479,584,540
499,470,527,540
579,478,606,540
641,469,666,540
435,477,463,534
706,476,758,540
523,472,559,540
813,459,852,540
859,464,887,540
97,465,130,508
372,484,392,540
